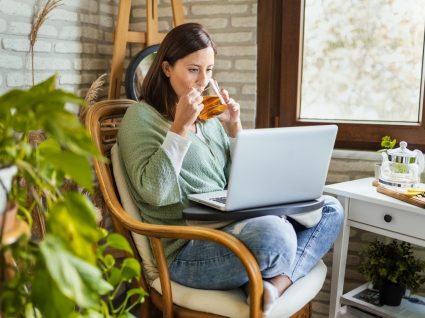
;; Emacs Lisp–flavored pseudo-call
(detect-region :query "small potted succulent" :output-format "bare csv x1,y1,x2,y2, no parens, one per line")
359,240,425,306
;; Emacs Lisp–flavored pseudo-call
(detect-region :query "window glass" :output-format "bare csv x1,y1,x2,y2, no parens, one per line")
300,0,425,123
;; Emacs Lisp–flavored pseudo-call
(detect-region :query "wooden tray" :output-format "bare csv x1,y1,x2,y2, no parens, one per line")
372,180,425,208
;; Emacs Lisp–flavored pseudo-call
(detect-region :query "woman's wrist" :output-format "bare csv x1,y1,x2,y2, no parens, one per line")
224,120,242,138
170,122,191,137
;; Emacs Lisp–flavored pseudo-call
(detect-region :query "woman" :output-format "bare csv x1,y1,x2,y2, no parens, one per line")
117,22,344,314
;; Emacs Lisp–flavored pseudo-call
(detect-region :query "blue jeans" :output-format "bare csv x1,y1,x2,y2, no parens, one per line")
169,195,344,289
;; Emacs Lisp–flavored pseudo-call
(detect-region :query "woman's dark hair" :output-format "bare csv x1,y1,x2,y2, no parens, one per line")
140,23,217,120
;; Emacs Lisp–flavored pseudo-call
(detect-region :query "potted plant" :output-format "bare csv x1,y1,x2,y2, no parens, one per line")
0,75,146,317
374,135,397,180
378,136,397,154
359,239,425,306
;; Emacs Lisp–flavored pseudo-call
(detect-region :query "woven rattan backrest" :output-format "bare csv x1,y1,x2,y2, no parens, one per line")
85,99,137,239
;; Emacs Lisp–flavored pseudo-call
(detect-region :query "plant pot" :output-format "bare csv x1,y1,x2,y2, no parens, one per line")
0,166,18,214
379,280,406,306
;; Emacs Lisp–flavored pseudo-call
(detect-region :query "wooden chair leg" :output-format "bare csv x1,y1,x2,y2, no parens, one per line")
290,301,312,318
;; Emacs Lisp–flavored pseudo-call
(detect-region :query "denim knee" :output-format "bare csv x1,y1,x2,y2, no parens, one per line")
322,195,344,229
227,215,297,279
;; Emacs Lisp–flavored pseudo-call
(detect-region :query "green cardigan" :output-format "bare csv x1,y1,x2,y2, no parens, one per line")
117,102,231,265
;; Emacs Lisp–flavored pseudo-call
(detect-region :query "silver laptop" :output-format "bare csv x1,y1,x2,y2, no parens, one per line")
188,125,338,211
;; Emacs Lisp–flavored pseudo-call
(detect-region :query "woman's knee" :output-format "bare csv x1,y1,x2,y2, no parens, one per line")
228,216,298,274
322,195,344,227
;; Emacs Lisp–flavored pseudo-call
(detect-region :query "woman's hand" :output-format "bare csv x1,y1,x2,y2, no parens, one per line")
217,89,243,138
170,88,203,137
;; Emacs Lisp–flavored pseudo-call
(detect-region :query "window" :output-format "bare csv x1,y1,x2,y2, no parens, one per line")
257,0,425,151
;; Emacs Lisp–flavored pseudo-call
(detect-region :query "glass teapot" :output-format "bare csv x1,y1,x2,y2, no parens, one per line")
379,141,424,189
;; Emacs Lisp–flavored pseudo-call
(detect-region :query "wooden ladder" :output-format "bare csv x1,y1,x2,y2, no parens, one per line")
108,0,184,99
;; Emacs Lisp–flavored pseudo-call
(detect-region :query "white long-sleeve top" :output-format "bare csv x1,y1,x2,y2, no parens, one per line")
161,123,236,175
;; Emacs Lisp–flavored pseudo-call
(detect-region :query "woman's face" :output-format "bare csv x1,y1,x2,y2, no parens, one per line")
162,46,215,99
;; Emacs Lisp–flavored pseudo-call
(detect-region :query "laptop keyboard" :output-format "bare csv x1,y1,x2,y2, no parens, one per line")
210,196,227,204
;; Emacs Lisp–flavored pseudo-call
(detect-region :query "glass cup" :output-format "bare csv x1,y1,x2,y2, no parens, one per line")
198,78,227,121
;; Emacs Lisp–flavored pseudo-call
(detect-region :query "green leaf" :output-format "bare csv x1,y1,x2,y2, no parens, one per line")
108,267,122,287
39,235,113,309
106,233,133,254
78,311,105,318
32,266,75,318
118,288,147,316
38,139,62,155
30,74,56,94
120,258,141,282
24,304,42,318
104,254,116,269
43,150,93,191
117,313,137,318
46,193,102,263
126,288,148,299
63,192,98,228
380,135,396,150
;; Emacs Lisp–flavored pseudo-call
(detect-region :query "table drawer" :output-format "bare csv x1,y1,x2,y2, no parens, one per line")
349,199,425,240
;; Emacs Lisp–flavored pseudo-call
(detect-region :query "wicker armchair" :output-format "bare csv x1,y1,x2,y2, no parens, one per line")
85,99,327,318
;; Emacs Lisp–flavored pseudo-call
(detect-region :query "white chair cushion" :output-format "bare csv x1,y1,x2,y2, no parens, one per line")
112,143,327,317
111,144,159,283
152,260,327,318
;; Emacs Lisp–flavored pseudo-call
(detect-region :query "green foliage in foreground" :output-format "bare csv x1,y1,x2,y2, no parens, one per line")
0,75,146,317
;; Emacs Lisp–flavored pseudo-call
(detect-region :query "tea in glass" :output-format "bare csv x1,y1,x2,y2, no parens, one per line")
198,79,227,121
199,96,226,121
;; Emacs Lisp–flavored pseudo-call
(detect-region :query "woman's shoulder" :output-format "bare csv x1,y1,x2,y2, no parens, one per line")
122,102,169,128
125,101,165,121
119,101,170,139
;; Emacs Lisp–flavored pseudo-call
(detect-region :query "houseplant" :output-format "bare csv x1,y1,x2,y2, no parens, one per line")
359,239,425,306
378,136,397,153
0,75,146,317
375,135,397,180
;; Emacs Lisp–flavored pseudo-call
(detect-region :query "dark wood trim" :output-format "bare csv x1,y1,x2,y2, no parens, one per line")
279,0,302,129
257,0,425,151
256,0,282,128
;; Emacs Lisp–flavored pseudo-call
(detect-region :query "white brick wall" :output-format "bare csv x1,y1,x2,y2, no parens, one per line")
0,18,7,32
0,54,23,69
0,0,117,98
0,0,32,17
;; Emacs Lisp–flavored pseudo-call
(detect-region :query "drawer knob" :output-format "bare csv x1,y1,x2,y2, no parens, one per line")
384,214,392,223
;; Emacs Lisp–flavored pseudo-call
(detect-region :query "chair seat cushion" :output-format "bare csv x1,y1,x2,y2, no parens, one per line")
151,259,327,318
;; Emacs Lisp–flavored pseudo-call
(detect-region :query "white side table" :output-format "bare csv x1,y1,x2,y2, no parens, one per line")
324,177,425,318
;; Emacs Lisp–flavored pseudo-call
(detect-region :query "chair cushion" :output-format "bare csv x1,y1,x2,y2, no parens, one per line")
111,144,159,283
151,260,327,318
